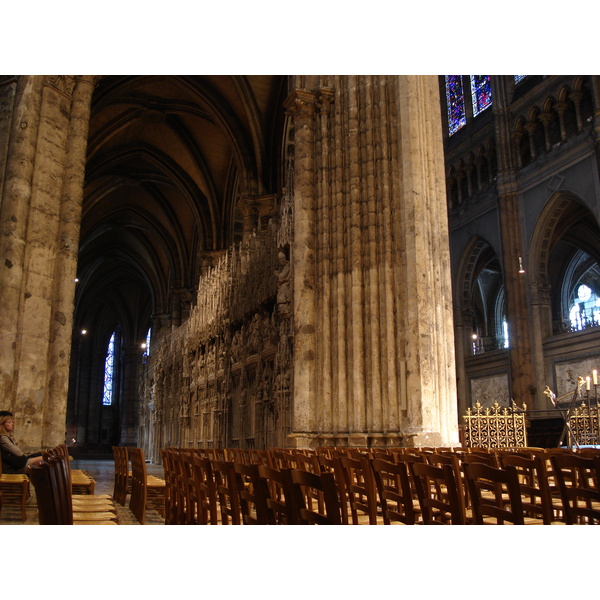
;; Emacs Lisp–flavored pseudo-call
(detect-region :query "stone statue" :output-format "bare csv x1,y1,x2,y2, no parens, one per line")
275,251,291,316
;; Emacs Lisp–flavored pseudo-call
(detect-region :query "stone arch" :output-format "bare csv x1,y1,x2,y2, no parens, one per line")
513,116,530,168
455,236,504,333
529,192,591,288
529,191,600,330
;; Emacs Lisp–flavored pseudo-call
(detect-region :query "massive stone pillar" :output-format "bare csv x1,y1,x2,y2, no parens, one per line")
0,76,95,450
285,76,459,447
492,76,538,409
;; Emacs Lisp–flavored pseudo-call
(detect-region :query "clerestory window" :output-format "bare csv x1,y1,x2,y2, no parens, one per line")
445,75,493,136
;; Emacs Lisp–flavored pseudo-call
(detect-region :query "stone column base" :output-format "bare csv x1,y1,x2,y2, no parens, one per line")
286,431,425,449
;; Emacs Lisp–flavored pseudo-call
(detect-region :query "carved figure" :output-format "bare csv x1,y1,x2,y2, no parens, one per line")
275,251,291,316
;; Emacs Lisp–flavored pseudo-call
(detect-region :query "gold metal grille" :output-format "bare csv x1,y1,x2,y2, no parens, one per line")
568,404,600,446
463,401,528,449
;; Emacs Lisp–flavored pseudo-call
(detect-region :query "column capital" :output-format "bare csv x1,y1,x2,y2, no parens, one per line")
45,76,77,98
316,88,335,114
283,89,318,117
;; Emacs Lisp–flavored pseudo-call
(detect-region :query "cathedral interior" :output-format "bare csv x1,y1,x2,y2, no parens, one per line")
1,74,600,463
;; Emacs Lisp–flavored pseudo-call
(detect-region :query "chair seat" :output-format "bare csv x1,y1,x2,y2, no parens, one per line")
73,493,112,500
72,503,116,513
72,511,118,521
0,474,28,482
71,498,115,509
147,477,166,487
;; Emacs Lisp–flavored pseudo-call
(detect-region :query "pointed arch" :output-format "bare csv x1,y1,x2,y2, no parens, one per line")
529,191,600,332
455,235,507,353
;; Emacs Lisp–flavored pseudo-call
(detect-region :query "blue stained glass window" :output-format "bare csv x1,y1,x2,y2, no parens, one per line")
514,75,527,84
445,76,466,136
103,332,115,406
470,76,492,117
145,328,151,356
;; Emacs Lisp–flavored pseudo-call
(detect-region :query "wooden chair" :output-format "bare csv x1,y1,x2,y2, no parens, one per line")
535,450,575,519
337,455,379,524
50,454,116,521
287,468,342,524
498,453,558,524
29,457,117,525
178,451,203,525
371,458,417,524
249,449,270,465
395,452,426,521
0,460,29,522
170,450,191,524
256,464,298,525
128,447,152,524
295,451,321,474
190,454,219,524
410,461,466,524
233,462,272,525
550,453,600,524
316,454,344,521
424,451,468,523
463,462,541,524
146,470,166,519
268,448,299,470
210,460,242,524
160,449,180,525
52,444,97,495
461,451,499,467
43,446,115,514
112,446,131,505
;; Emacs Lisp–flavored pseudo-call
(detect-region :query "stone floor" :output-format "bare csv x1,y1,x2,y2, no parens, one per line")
0,458,166,525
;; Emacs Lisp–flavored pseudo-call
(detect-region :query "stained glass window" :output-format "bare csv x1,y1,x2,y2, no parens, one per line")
445,75,466,136
470,76,492,117
514,75,527,84
144,328,151,356
103,332,115,406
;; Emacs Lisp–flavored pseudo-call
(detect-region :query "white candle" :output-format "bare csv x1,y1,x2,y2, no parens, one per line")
586,376,591,391
593,370,598,386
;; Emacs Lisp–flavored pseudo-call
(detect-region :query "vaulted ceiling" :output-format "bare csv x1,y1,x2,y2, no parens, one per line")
74,75,287,346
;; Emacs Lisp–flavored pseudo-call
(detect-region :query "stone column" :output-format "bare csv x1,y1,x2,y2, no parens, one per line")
0,76,44,417
0,75,95,450
120,344,142,445
492,76,538,409
284,76,459,448
284,89,318,445
44,76,96,447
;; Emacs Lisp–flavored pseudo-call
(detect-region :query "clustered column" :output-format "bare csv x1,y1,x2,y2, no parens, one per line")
285,76,459,447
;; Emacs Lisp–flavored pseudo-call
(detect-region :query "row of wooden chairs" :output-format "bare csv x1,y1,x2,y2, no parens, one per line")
115,446,166,524
161,448,343,524
29,445,118,524
160,446,600,525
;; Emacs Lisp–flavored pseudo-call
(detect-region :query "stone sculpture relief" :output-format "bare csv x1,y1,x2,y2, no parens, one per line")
140,191,294,454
